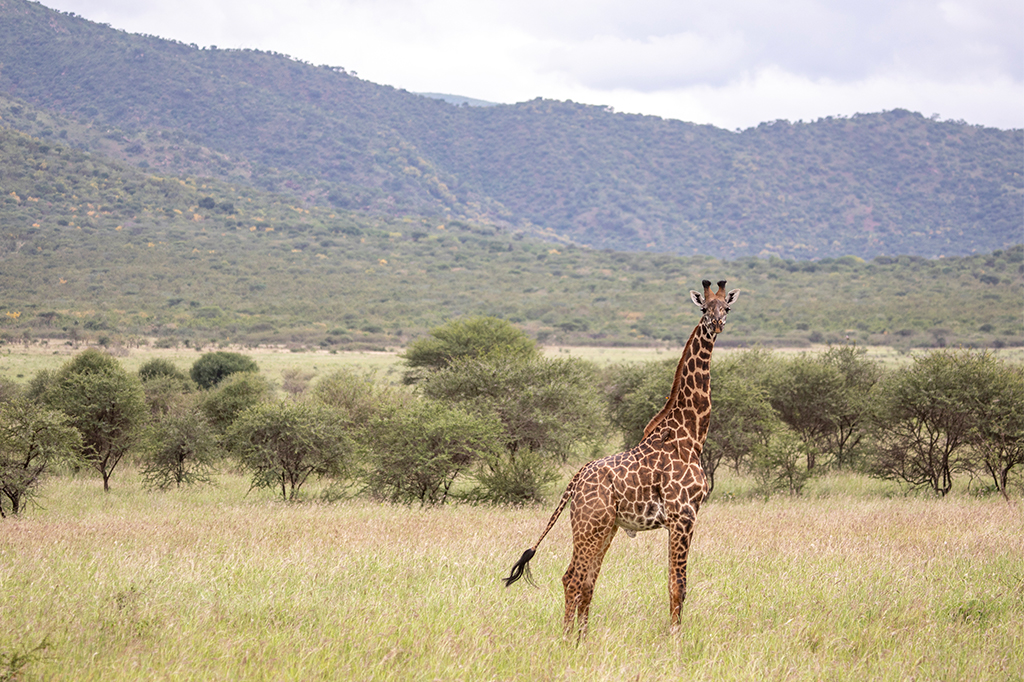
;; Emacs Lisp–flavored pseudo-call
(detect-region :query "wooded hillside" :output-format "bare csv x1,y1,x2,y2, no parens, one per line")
0,120,1021,350
0,0,1020,260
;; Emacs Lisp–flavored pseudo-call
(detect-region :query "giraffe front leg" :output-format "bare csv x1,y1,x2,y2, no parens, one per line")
667,515,696,630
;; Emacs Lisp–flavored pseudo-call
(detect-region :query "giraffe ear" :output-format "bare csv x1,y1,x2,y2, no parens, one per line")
690,290,704,307
725,289,740,306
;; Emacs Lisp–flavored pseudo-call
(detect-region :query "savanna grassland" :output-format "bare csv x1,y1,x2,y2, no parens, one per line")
1,4,1021,678
4,340,1024,390
1,469,1021,681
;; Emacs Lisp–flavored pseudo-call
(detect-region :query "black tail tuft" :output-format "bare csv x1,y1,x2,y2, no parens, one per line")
503,548,537,587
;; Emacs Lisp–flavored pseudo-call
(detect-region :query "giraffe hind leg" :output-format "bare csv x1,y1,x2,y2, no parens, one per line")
562,559,580,639
563,525,618,642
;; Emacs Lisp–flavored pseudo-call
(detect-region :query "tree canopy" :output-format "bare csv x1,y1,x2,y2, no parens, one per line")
38,349,147,491
0,398,82,516
402,316,539,379
190,352,259,390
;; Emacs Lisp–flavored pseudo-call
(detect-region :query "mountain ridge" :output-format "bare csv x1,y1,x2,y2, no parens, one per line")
0,111,1020,350
0,0,1020,260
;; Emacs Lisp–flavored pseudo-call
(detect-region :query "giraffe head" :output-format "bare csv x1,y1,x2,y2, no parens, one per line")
689,279,740,335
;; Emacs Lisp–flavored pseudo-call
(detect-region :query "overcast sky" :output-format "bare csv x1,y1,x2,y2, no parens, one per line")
41,0,1023,130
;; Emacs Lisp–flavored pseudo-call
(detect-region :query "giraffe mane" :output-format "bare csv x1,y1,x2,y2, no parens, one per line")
641,323,700,439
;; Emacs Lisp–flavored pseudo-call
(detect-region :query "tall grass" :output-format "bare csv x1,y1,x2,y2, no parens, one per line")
1,470,1020,680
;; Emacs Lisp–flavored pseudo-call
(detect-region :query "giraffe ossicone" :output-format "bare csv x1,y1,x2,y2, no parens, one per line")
503,279,740,641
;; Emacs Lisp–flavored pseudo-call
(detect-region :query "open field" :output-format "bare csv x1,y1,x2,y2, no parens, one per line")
4,341,1022,389
0,341,408,387
1,470,1021,681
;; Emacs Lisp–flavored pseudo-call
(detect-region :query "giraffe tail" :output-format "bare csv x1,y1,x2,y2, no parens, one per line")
502,469,581,588
503,548,537,587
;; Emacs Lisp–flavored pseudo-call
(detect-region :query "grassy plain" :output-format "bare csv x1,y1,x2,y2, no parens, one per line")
1,468,1021,681
0,341,408,387
4,341,1023,390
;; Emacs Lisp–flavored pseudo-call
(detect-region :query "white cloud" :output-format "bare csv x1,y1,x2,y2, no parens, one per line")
540,31,748,91
39,0,1024,129
583,67,1024,130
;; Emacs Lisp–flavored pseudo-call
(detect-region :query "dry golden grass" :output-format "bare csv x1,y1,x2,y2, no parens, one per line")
1,469,1021,680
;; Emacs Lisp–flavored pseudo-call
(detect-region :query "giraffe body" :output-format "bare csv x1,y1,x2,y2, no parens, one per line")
503,280,739,640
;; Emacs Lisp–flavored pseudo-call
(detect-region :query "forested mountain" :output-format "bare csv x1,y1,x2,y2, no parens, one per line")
0,121,1021,350
0,0,1020,260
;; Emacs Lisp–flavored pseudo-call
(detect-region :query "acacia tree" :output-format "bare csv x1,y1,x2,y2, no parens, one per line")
138,358,195,416
419,354,605,503
190,351,258,389
41,349,148,491
141,406,222,490
869,350,990,496
750,427,811,499
816,346,882,469
198,372,272,433
703,355,780,494
768,354,845,471
401,316,539,383
312,368,399,427
0,399,83,517
363,398,504,505
228,400,351,501
965,359,1024,500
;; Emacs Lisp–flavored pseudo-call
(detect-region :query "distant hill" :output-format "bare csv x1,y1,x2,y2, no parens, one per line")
0,123,1020,351
416,93,499,108
0,0,1021,260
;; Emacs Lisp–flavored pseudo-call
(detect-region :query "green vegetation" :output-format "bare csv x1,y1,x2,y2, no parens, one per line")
3,334,1020,511
362,398,505,505
0,473,1020,680
869,350,1024,498
0,0,1020,260
139,406,220,490
0,116,1019,350
189,351,259,389
227,399,351,501
0,398,82,516
198,372,273,434
34,349,147,492
420,353,606,503
402,316,540,377
0,330,1021,678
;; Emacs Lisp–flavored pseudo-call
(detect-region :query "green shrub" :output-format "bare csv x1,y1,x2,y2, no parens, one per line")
199,372,272,433
228,400,351,501
0,399,83,516
363,399,504,505
141,407,221,490
401,316,538,382
190,351,258,389
38,350,147,491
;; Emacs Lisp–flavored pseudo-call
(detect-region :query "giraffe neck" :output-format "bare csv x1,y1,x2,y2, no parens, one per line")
641,321,716,449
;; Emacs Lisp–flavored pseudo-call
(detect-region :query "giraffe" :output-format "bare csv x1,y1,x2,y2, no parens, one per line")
502,279,740,640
